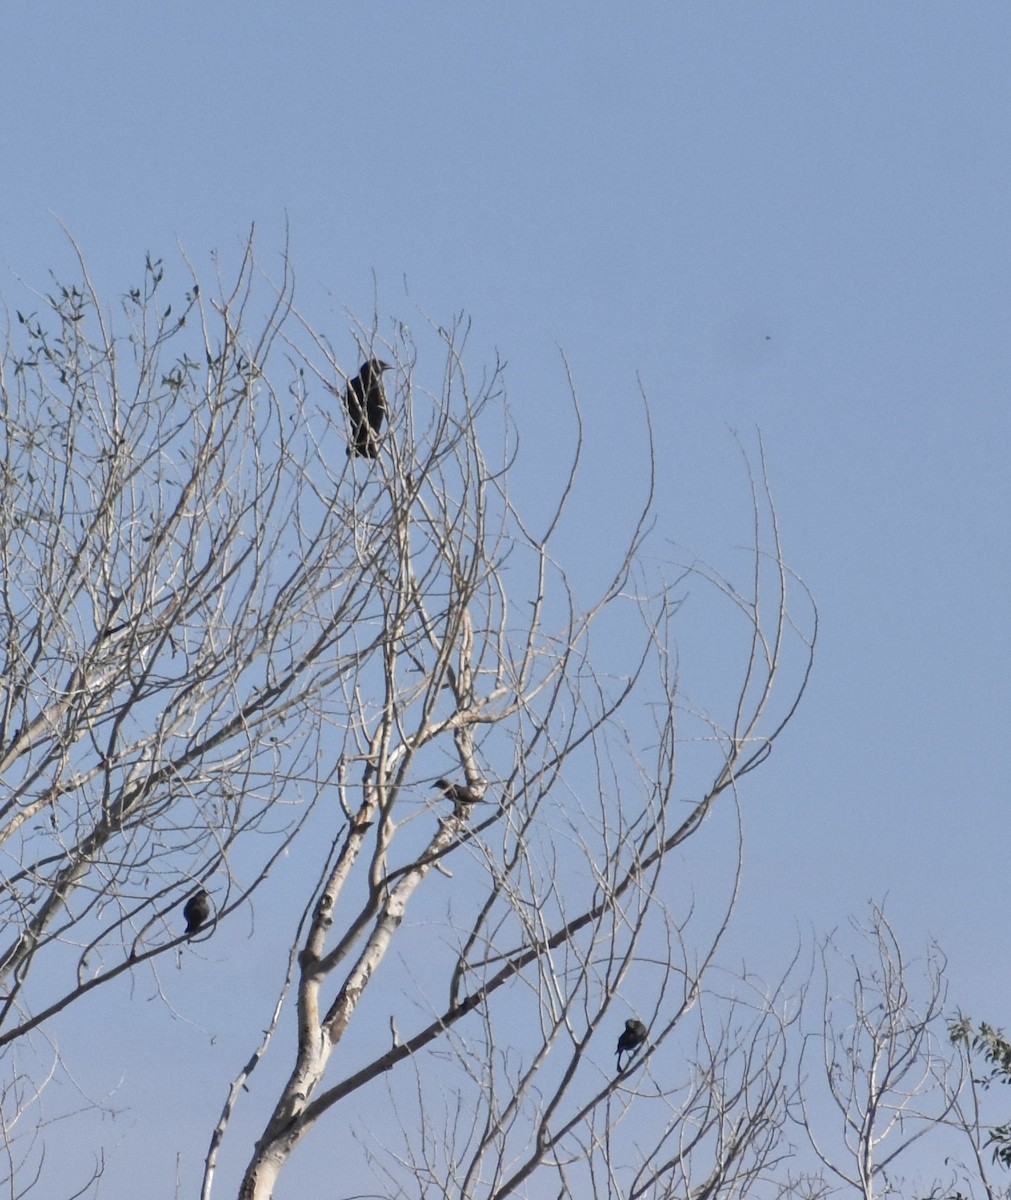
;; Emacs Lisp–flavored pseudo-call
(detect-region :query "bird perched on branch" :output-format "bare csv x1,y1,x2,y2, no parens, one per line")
434,777,486,816
182,889,211,935
343,357,392,458
615,1017,647,1068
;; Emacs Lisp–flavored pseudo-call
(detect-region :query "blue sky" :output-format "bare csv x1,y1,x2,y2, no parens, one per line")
2,4,1009,1196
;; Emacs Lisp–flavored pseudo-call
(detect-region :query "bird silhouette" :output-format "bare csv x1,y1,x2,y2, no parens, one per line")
343,358,392,458
615,1017,647,1068
434,777,486,816
183,889,211,935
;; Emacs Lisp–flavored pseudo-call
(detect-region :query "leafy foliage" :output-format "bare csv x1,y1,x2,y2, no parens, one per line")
950,1016,1011,1170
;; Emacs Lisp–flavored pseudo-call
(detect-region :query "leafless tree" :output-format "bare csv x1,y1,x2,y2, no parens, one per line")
0,232,818,1200
791,905,966,1200
617,964,801,1200
0,230,435,1194
197,316,817,1196
0,1031,109,1200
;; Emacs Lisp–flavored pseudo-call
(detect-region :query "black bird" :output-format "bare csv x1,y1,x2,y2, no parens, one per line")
434,777,486,816
183,889,211,935
343,358,392,458
615,1018,647,1068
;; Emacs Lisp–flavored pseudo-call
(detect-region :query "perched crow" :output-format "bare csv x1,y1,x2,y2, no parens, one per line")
615,1018,647,1068
434,777,486,816
344,358,392,458
183,889,211,935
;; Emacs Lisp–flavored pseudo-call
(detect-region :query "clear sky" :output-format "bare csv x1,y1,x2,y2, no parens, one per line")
2,4,1009,1197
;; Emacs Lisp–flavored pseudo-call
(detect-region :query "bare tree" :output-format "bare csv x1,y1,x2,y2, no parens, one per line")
791,905,965,1200
0,231,438,1194
0,233,817,1199
618,965,800,1200
195,323,816,1196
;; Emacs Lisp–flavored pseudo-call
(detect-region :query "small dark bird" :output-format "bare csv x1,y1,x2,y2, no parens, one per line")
183,889,211,935
616,1018,647,1068
434,777,486,816
343,358,392,458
